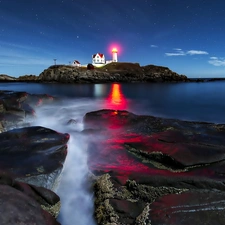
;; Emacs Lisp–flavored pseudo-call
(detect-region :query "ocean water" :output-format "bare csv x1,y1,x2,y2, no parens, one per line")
1,81,225,123
1,81,225,224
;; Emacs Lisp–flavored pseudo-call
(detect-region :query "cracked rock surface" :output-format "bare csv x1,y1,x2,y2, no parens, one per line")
83,109,225,225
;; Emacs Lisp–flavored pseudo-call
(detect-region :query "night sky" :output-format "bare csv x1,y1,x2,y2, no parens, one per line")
0,0,225,78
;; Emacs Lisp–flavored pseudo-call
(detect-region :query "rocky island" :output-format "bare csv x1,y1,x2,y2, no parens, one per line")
1,62,188,83
37,63,188,83
2,62,225,83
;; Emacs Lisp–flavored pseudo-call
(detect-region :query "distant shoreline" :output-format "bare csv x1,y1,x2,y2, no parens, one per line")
189,77,225,82
1,77,225,84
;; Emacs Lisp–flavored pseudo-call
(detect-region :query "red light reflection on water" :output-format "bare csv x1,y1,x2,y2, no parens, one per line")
105,83,127,110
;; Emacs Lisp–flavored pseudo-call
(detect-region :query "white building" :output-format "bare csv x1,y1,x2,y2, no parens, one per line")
71,48,118,68
92,53,105,65
71,60,81,67
112,48,118,62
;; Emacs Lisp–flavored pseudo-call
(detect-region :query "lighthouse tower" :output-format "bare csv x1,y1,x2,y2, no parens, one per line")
112,48,118,62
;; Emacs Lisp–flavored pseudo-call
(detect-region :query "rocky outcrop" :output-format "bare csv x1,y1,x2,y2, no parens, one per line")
18,74,38,81
0,74,38,82
0,74,17,81
38,63,188,83
0,90,70,225
0,90,54,132
142,64,187,82
38,65,109,83
0,126,69,190
0,172,60,225
83,109,225,225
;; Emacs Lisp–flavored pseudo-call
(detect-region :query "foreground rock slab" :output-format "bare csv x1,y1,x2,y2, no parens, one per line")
83,109,225,225
0,172,60,225
0,126,69,190
150,190,225,225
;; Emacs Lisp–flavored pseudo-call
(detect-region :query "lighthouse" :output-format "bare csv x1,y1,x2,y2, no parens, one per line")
112,48,118,62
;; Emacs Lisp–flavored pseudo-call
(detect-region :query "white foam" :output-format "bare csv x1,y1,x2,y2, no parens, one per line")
32,99,99,225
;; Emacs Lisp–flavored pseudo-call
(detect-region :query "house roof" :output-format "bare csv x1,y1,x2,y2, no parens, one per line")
74,60,80,64
92,53,104,58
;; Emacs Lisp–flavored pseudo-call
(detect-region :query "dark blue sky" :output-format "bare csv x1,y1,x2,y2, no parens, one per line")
0,0,225,78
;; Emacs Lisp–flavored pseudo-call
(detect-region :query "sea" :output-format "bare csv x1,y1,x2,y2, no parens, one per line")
1,81,225,123
0,81,225,224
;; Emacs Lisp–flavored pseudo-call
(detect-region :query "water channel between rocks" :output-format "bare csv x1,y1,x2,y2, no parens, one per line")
32,100,99,225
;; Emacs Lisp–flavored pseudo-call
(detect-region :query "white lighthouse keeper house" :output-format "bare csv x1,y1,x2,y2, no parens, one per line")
112,48,118,62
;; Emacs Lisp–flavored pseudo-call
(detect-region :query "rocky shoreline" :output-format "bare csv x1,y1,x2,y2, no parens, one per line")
1,63,189,83
37,63,188,83
0,91,69,224
1,90,225,224
1,63,225,83
83,109,225,225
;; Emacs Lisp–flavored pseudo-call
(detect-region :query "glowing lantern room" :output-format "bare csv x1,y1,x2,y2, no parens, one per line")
112,48,118,62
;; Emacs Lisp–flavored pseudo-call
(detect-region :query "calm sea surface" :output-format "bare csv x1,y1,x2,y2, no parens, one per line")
1,81,225,123
1,81,225,225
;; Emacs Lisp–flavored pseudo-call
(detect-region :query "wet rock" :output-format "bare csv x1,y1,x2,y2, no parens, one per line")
25,93,55,108
0,90,55,132
93,173,185,225
150,190,225,225
83,109,225,224
0,173,60,225
109,199,146,224
0,99,5,112
0,172,61,217
0,121,4,133
67,118,78,125
84,109,137,130
0,126,69,190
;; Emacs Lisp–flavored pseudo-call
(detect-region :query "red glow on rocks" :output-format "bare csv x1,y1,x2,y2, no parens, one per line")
105,84,127,110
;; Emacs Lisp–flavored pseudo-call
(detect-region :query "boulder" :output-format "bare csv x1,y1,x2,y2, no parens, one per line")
0,172,60,225
0,126,69,190
0,91,55,132
87,63,95,70
0,90,69,224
